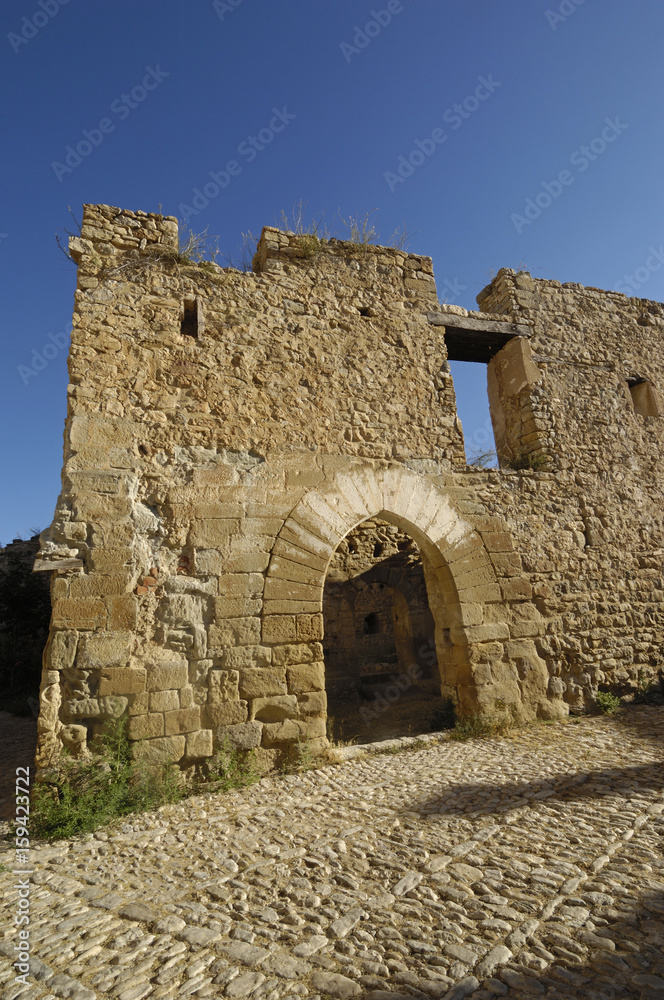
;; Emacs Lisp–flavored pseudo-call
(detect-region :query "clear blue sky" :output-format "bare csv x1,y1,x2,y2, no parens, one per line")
2,0,664,544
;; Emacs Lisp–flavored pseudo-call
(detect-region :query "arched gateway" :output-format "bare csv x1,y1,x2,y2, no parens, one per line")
263,465,554,747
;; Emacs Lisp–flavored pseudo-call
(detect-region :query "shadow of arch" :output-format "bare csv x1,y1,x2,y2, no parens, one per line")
264,465,516,719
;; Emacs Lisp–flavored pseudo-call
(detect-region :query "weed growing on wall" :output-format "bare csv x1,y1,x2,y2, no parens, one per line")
31,718,184,840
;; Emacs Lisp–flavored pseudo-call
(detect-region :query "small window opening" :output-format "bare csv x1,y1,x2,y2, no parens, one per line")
358,307,370,317
364,613,380,635
181,299,199,338
348,539,359,554
627,376,660,417
373,542,384,558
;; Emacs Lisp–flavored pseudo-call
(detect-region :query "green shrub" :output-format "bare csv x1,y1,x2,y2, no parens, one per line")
202,737,260,791
596,691,622,715
448,712,512,742
31,717,184,841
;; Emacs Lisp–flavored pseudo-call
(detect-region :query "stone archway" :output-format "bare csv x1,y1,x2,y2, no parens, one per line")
263,464,550,751
322,516,445,742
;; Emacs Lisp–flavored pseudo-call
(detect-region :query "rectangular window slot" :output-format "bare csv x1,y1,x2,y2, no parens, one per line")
181,298,200,338
627,376,660,417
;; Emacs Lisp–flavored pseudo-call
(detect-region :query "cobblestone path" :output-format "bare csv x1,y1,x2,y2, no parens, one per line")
1,707,662,1000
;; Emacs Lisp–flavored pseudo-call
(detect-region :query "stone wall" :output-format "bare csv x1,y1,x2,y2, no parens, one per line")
33,204,664,771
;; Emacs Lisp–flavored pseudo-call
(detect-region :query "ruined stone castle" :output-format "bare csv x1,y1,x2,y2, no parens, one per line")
34,203,664,772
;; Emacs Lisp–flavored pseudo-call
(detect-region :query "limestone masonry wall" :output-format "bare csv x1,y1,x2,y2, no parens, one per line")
34,203,664,772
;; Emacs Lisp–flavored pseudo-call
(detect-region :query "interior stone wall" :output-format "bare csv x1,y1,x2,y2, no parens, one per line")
33,204,664,772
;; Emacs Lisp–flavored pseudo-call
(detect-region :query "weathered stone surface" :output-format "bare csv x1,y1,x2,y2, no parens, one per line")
32,204,664,770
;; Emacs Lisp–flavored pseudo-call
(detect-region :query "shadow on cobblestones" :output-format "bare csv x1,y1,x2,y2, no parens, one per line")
414,760,663,818
529,890,664,1000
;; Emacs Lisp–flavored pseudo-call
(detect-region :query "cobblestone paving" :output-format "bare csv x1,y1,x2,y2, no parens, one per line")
1,707,663,1000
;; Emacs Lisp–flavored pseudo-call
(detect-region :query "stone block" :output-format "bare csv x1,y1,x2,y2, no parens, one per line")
189,518,241,548
146,660,189,691
208,669,240,702
273,642,322,666
98,695,128,718
222,645,272,670
217,572,265,597
510,620,542,638
65,698,101,718
52,598,106,630
149,689,180,712
453,603,483,627
456,583,503,604
132,736,186,766
76,631,132,669
216,721,263,750
164,707,201,735
214,596,262,618
179,685,195,708
239,668,287,699
267,556,321,586
296,614,324,641
185,729,214,758
209,617,261,648
489,551,523,577
500,578,533,601
452,622,510,644
262,717,326,745
127,713,165,739
454,565,498,592
206,701,249,726
263,599,321,615
298,690,327,716
69,575,128,598
105,595,138,631
481,531,514,552
46,630,78,672
223,550,271,573
128,692,149,715
61,725,88,754
98,666,147,695
251,695,298,722
264,577,321,603
160,593,205,625
262,615,298,645
286,661,326,693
